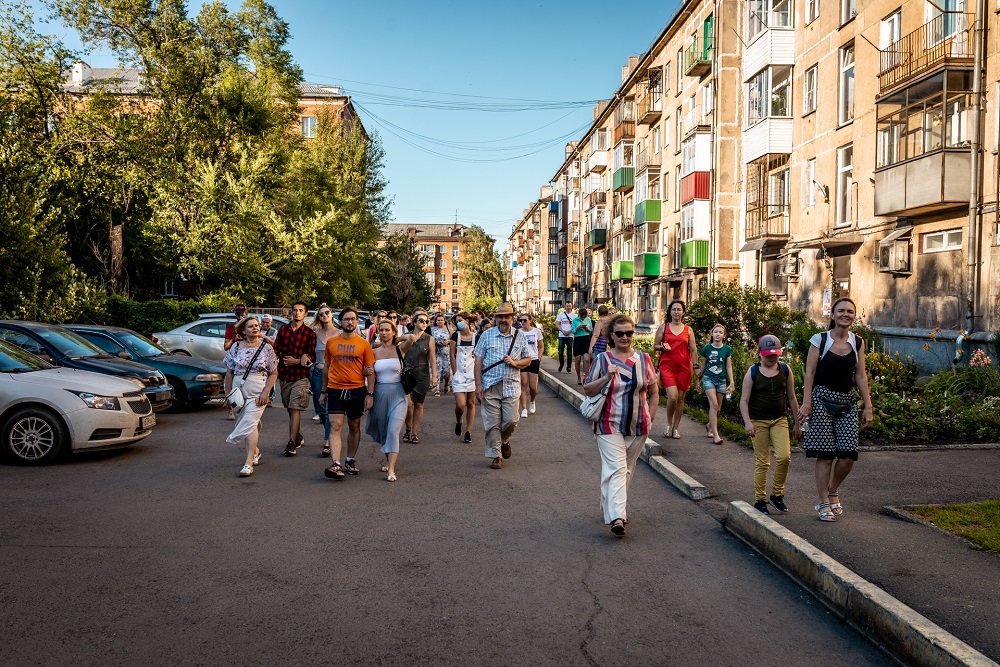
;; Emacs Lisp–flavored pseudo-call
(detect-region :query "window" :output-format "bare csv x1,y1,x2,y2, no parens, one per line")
702,83,714,116
768,168,790,217
839,43,855,124
424,258,435,269
748,0,792,40
806,0,819,24
439,274,446,283
803,66,817,115
612,142,633,170
841,0,856,25
836,144,853,226
439,259,447,268
927,0,966,45
664,118,670,150
676,50,683,91
653,126,661,153
439,245,447,253
162,278,178,297
663,171,669,202
747,66,791,127
771,67,791,116
452,276,459,286
440,288,447,296
664,62,671,93
675,165,682,211
922,229,963,252
675,109,682,152
452,245,459,257
301,116,317,138
804,157,817,206
422,244,434,253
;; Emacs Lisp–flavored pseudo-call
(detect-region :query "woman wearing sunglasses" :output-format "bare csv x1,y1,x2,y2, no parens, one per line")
402,313,436,444
518,314,543,417
583,314,658,537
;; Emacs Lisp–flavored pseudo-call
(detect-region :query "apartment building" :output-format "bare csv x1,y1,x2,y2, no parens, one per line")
507,187,557,314
517,0,999,346
385,223,473,312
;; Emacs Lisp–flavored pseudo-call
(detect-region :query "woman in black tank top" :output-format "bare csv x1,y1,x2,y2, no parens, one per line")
796,298,874,522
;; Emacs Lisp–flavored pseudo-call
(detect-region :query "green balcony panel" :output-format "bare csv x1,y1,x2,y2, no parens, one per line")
680,240,709,268
586,228,607,247
611,260,634,281
634,199,662,225
633,253,661,277
613,167,634,192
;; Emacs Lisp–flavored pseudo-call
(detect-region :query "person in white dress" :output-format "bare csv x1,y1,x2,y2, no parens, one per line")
449,311,478,443
223,316,279,477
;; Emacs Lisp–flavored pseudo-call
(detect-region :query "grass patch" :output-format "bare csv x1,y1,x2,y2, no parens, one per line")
683,405,752,446
909,501,1000,553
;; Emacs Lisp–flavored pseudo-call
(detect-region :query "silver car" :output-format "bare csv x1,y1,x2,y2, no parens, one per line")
152,315,287,361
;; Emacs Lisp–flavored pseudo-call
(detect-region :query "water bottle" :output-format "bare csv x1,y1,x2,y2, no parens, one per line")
724,388,733,401
801,417,810,432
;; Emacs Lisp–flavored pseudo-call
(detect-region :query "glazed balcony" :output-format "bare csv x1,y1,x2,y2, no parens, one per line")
612,214,635,235
634,199,662,226
683,36,713,77
588,191,607,209
878,13,974,94
633,252,661,278
587,150,608,173
680,172,712,205
611,260,634,281
586,228,607,248
680,240,709,269
613,167,635,192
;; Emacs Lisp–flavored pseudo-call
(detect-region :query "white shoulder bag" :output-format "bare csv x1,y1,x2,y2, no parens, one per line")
580,370,614,421
225,343,266,412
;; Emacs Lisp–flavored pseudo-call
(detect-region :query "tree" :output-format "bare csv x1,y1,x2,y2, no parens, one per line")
375,233,433,312
685,282,812,347
460,225,505,314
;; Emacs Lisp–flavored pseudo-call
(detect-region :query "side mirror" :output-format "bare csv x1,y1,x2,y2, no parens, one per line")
118,351,133,360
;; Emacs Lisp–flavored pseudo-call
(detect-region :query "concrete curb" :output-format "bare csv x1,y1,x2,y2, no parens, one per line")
726,501,998,667
540,368,710,500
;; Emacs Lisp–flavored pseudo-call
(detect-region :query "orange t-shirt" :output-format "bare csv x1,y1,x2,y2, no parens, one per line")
324,334,375,389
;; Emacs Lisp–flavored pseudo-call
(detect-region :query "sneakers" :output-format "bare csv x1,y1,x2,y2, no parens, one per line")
528,401,536,414
343,459,360,475
324,462,346,480
490,457,503,469
768,494,788,514
455,421,462,436
284,440,297,456
753,499,770,515
311,414,321,422
501,441,512,459
463,431,472,443
295,433,304,448
520,409,528,418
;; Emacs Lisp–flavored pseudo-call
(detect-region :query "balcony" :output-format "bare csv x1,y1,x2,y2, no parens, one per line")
613,120,635,145
548,253,558,265
680,172,712,205
549,201,559,212
878,13,974,94
633,252,661,278
611,260,634,281
680,240,709,269
682,104,712,139
612,214,635,236
634,199,662,226
683,36,713,77
746,206,790,240
586,228,607,248
613,166,635,192
743,117,792,164
547,280,559,291
571,176,581,192
637,80,662,125
874,151,970,216
743,23,794,77
587,150,608,173
588,191,607,209
635,148,661,174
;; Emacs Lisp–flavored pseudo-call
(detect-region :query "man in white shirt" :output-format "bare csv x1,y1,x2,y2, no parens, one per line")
555,306,575,373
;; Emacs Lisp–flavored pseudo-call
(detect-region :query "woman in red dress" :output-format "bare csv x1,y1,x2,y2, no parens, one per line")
653,300,699,439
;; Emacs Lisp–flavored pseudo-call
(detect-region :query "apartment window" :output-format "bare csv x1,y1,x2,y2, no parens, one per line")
675,165,682,211
653,126,661,153
922,229,963,253
422,244,434,253
806,0,820,24
803,65,817,115
612,142,634,170
452,276,459,286
664,118,670,150
675,109,682,152
439,245,447,253
682,137,698,176
840,0,856,25
676,50,683,91
702,83,714,116
452,245,459,258
804,157,817,206
161,278,178,297
839,43,855,124
747,66,792,127
439,259,447,268
424,258,435,269
748,0,792,41
836,144,853,226
663,171,669,202
301,116,317,138
927,0,966,45
439,274,446,283
664,62,671,93
681,204,695,241
768,168,790,217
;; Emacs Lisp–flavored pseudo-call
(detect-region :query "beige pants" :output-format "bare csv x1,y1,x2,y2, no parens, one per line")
596,432,647,524
481,383,520,459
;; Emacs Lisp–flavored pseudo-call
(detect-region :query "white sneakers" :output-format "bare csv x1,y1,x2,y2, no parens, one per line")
528,401,536,414
520,409,528,418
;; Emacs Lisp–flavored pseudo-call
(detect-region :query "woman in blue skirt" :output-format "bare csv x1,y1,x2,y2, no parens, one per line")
366,320,415,481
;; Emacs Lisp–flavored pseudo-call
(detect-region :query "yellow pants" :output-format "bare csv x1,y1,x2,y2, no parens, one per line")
751,417,791,501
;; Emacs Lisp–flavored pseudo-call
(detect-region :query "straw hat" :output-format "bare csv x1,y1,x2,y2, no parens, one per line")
493,302,516,316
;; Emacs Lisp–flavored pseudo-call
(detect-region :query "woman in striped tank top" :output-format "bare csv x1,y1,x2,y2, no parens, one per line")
583,314,659,537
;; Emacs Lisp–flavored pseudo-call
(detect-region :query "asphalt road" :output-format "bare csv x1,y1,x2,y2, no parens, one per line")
1,384,894,666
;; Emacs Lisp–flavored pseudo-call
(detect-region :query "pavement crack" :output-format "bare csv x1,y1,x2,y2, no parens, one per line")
578,552,602,667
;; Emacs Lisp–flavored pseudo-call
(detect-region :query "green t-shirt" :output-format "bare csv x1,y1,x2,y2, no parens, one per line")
572,316,593,338
699,343,732,381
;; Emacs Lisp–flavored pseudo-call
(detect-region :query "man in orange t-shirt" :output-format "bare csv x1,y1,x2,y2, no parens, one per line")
320,306,375,480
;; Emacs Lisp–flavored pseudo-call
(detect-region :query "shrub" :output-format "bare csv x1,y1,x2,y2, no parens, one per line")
686,281,812,348
786,319,824,358
865,351,919,401
924,365,1000,399
536,313,559,357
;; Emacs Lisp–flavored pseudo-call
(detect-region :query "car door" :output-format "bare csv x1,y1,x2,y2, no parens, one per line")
189,321,228,360
0,327,57,365
78,332,131,360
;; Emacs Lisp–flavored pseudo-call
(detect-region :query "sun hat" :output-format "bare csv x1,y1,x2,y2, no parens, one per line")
757,334,783,356
493,302,516,316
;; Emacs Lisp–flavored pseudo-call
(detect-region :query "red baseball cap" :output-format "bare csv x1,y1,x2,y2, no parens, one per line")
757,334,783,356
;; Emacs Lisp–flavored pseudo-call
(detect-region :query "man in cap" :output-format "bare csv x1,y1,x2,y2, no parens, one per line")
474,302,531,469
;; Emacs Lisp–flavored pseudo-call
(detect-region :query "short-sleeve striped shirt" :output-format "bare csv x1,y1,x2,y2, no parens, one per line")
585,350,656,436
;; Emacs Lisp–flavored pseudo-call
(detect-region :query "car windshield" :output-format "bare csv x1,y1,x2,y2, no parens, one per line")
119,330,167,357
34,327,108,359
0,340,50,372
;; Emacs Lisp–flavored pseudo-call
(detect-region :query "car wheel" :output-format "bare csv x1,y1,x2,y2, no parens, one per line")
2,407,68,465
162,378,188,413
172,350,191,356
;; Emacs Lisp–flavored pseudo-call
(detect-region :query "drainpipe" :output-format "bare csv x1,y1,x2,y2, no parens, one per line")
965,0,985,334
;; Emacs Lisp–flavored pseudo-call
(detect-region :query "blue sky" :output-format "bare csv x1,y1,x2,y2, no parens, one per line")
38,0,682,245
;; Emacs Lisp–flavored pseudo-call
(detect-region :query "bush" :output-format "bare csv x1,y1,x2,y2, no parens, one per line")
865,351,919,401
536,313,559,358
686,282,812,348
923,365,1000,399
102,295,235,336
786,319,824,358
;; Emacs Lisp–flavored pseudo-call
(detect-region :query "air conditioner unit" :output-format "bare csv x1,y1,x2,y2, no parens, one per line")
878,239,911,274
776,253,799,278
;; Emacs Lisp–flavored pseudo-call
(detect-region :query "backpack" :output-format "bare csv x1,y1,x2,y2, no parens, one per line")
750,362,789,382
818,331,862,359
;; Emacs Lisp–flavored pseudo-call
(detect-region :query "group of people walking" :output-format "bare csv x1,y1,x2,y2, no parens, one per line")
222,294,874,539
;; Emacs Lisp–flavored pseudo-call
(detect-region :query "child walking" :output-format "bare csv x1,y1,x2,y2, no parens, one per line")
695,324,734,445
739,335,801,515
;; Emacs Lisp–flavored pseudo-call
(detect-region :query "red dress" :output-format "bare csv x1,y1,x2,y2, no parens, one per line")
658,324,693,390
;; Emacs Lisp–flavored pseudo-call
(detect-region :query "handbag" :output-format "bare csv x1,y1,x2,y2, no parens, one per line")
396,346,418,395
816,393,856,417
580,370,614,421
225,343,266,412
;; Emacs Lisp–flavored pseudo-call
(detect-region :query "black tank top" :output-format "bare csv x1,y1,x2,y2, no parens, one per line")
816,348,856,392
747,365,787,420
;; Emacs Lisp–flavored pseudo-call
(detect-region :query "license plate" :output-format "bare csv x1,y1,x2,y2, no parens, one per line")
141,414,156,430
157,391,171,402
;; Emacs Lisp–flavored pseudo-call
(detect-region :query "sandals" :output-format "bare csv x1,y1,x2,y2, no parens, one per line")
671,429,682,439
713,437,724,445
239,464,253,477
410,434,420,444
252,450,261,466
402,431,411,443
815,502,837,522
321,444,331,457
827,490,844,516
386,473,397,482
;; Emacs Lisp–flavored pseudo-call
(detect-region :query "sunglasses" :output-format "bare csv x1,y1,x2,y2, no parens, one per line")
518,318,529,322
388,315,398,319
318,311,331,316
612,330,635,338
416,318,429,324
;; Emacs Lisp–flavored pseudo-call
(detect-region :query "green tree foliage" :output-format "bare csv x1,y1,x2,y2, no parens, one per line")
460,225,505,314
685,281,812,347
375,233,433,312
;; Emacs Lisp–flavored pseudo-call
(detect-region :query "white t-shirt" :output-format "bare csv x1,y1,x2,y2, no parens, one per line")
522,327,543,360
556,312,573,337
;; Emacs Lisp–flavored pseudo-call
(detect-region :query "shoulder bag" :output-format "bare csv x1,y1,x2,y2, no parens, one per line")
481,330,519,375
396,345,418,395
580,363,613,421
225,343,267,412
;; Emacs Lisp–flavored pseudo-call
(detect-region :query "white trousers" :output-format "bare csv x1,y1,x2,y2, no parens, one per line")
596,432,647,524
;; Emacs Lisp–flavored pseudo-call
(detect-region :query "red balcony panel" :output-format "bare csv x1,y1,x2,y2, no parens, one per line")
680,171,712,205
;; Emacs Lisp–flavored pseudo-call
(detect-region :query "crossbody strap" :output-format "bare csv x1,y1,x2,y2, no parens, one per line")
241,342,267,382
482,330,519,375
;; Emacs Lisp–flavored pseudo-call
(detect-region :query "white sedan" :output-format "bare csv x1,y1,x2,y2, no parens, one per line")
0,340,156,465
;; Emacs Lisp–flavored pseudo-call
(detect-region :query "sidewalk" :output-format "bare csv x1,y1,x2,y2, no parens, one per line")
539,354,1000,662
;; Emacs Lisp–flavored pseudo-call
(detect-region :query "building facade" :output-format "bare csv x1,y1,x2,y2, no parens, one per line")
385,223,474,312
507,187,556,314
511,0,998,346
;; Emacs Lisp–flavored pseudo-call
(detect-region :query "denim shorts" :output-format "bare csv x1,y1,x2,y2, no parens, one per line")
702,375,728,393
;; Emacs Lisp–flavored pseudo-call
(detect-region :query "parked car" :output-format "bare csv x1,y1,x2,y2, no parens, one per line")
66,325,227,411
0,321,174,412
0,340,155,464
152,314,288,361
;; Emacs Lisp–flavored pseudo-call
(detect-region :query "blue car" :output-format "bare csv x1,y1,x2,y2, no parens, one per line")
66,325,227,411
